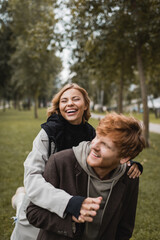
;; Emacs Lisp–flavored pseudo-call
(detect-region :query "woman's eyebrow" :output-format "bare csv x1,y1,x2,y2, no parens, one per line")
73,96,80,98
60,97,67,100
60,96,80,100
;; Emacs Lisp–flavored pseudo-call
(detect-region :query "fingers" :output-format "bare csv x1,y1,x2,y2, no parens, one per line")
76,197,102,223
81,202,100,211
81,197,102,211
80,208,97,217
83,197,102,205
127,161,131,167
72,216,91,223
78,215,93,223
127,164,141,178
72,216,80,223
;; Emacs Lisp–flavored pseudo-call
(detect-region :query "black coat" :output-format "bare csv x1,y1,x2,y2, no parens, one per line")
27,149,139,240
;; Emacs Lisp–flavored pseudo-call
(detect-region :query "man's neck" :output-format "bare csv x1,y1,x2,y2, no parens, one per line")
93,166,117,180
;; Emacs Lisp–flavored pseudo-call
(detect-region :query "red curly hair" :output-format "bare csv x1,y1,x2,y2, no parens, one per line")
96,112,145,160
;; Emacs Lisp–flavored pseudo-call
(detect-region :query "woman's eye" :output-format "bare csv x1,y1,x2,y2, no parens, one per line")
73,98,80,101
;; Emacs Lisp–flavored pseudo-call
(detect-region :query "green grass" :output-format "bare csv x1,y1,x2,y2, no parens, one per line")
93,110,160,124
0,108,47,239
0,108,160,239
131,132,160,240
126,112,160,124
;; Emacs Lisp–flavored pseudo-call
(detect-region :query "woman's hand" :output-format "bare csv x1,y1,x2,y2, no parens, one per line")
127,163,141,178
72,196,102,223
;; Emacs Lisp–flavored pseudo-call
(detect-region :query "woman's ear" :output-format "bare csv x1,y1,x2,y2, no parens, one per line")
84,105,87,110
120,157,130,165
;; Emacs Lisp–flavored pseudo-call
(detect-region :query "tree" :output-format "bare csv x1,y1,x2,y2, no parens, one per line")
0,0,13,110
126,0,160,147
59,0,160,147
8,0,62,118
58,0,136,112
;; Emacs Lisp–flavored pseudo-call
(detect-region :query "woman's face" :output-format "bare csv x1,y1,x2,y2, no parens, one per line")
59,88,87,125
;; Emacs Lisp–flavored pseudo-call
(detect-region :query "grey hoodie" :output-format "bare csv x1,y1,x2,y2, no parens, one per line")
73,141,127,240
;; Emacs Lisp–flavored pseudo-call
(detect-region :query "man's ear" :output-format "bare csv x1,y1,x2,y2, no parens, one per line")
120,157,130,165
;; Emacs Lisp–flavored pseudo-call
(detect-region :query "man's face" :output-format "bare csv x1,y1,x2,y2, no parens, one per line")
87,133,122,177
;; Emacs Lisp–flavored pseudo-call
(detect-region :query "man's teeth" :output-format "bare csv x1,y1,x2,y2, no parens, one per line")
92,152,99,157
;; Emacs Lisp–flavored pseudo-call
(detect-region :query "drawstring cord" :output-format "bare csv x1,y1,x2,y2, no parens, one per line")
11,216,17,224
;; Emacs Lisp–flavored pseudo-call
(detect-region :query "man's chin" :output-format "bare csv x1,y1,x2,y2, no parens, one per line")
87,157,98,167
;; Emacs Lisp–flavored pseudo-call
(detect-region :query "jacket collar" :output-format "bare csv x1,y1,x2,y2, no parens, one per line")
74,160,88,197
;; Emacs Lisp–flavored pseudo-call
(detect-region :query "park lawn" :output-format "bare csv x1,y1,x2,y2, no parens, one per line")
93,110,160,124
126,112,160,124
0,108,160,240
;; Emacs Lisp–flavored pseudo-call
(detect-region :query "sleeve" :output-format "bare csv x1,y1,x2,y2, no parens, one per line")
24,129,72,218
130,160,143,174
26,154,74,238
27,202,73,237
116,178,139,240
65,196,85,219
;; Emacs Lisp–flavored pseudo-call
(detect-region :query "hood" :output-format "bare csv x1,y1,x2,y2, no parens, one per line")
73,141,91,174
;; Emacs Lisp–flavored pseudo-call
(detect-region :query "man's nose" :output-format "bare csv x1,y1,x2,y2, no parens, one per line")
92,138,100,149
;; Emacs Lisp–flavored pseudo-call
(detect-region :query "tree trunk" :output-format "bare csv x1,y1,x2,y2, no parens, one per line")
97,89,104,112
117,75,123,114
27,98,31,110
150,97,158,118
8,100,11,109
3,99,6,112
18,100,21,111
34,92,39,119
137,46,149,147
117,56,125,114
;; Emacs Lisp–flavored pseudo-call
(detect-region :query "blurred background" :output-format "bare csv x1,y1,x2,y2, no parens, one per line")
0,0,160,239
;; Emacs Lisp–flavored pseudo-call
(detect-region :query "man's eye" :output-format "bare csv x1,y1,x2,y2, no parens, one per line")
106,144,111,149
102,142,111,149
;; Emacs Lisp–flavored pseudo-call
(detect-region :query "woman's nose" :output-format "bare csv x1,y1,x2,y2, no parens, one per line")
67,99,73,105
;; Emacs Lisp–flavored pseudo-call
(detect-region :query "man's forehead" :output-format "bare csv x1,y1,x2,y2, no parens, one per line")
96,132,114,143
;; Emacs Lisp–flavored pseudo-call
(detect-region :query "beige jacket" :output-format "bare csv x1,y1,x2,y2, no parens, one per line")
11,129,72,240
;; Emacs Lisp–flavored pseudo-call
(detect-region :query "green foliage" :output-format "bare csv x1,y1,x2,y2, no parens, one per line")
0,109,160,239
60,0,160,107
59,0,160,146
1,0,62,117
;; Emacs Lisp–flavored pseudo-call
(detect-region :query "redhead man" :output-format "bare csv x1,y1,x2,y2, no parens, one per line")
27,112,145,240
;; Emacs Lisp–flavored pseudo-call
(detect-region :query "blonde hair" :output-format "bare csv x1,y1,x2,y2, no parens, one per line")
96,112,145,160
47,83,91,122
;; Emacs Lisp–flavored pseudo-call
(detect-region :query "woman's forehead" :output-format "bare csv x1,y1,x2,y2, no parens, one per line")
61,88,83,98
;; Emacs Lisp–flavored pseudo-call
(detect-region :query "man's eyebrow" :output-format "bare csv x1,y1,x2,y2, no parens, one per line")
102,141,112,149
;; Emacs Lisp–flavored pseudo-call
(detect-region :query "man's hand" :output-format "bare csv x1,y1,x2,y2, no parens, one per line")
72,197,102,223
127,163,141,178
